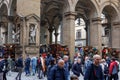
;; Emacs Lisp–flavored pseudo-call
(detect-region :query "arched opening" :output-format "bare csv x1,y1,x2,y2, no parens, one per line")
101,5,118,47
9,0,17,43
0,4,8,45
75,0,98,46
101,5,119,58
101,13,109,47
40,0,70,58
75,0,101,58
40,0,66,45
75,18,86,47
9,0,17,16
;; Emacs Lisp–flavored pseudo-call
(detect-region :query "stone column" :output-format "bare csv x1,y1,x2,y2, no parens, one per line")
112,22,120,48
22,17,26,59
8,23,13,43
48,27,54,44
90,17,102,52
62,11,76,60
54,29,59,44
0,23,2,45
46,29,49,44
85,20,90,46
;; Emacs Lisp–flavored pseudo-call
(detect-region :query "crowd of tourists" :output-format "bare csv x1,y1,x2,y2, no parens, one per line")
0,52,120,80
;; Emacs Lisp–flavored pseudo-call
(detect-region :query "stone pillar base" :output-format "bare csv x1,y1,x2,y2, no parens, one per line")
15,45,39,59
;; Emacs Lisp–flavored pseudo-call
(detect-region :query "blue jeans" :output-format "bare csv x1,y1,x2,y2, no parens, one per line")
25,66,30,75
32,65,36,75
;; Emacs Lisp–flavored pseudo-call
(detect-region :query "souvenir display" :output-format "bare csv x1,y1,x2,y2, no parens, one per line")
2,44,15,59
40,44,69,58
102,47,120,58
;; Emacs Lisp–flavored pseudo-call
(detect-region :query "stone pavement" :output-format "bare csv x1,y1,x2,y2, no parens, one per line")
7,72,47,80
6,71,120,80
7,71,84,80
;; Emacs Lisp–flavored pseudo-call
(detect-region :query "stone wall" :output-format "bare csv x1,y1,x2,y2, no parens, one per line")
17,0,40,17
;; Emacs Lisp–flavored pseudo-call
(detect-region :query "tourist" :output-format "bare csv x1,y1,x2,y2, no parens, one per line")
84,54,104,80
48,59,68,80
15,55,23,80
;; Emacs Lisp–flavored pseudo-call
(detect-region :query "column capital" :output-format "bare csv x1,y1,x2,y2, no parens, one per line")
54,33,59,37
92,17,102,22
48,27,54,32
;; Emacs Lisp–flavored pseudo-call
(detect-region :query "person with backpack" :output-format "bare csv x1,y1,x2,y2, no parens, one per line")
24,55,31,76
31,56,37,76
7,56,13,76
84,54,104,80
37,55,43,79
109,57,119,80
100,59,109,80
3,57,8,80
72,58,84,78
15,55,23,80
47,58,56,79
83,56,92,75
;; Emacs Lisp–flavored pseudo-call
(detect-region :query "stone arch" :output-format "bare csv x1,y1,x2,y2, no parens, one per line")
41,0,68,44
9,0,17,16
0,0,9,13
88,0,100,17
75,0,99,46
100,1,120,48
0,3,8,44
75,0,99,19
42,0,69,15
0,3,8,19
100,1,120,21
62,0,70,12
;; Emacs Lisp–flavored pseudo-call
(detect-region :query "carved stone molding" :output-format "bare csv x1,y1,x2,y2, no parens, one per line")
64,11,77,17
64,11,77,20
113,22,120,26
92,17,102,22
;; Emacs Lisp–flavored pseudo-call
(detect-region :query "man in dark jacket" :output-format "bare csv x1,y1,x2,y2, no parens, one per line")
3,57,8,80
72,58,84,77
15,55,23,80
84,54,104,80
48,59,68,80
